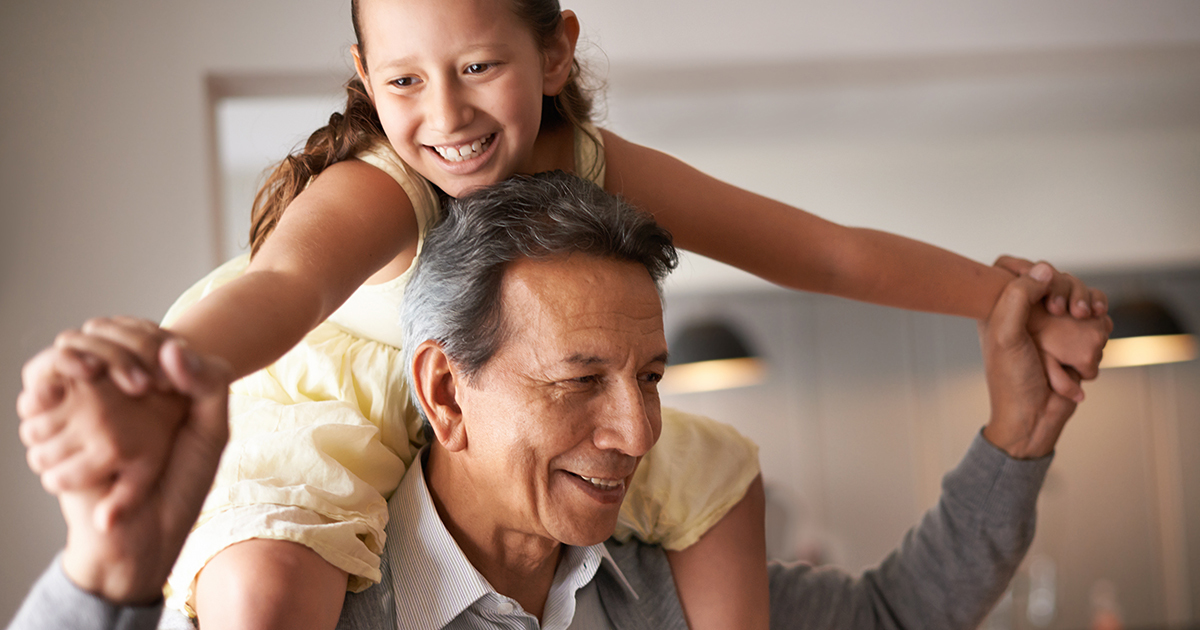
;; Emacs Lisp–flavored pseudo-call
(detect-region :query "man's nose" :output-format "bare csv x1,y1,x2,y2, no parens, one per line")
593,381,658,457
425,80,473,134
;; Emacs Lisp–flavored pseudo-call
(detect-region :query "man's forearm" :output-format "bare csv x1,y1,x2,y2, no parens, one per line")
767,432,1052,630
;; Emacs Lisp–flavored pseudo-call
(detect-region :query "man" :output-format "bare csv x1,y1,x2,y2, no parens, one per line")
12,172,1096,629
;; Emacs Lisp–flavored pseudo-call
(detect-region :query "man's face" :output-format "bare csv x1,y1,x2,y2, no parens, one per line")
453,254,667,547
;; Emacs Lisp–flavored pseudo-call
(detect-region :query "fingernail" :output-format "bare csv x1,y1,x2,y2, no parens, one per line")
1076,300,1091,315
180,345,201,374
1053,296,1067,313
129,367,149,390
1094,300,1107,315
1030,263,1052,282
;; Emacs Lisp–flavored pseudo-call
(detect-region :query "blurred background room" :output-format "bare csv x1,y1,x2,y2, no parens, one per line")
2,1,1198,627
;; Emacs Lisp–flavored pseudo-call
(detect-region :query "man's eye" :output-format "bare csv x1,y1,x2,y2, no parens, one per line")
569,375,599,385
641,372,663,384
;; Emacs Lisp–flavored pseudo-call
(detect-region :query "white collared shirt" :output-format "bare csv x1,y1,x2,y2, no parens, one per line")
381,449,635,629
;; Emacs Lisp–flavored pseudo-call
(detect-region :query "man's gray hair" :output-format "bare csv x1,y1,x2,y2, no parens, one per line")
400,171,677,420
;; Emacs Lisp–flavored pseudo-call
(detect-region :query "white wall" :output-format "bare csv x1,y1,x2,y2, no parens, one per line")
2,0,1199,622
0,1,355,618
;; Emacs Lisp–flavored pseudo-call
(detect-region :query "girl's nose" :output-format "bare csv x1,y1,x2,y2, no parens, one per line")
425,81,473,134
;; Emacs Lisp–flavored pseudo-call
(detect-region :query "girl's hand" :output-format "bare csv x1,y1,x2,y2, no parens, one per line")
18,320,189,529
994,255,1108,319
1026,306,1111,402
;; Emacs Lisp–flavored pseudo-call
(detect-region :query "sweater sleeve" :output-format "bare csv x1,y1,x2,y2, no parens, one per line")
767,431,1053,630
7,556,164,630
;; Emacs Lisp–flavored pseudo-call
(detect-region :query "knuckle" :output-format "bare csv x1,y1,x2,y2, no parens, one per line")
92,441,120,467
26,447,45,473
15,389,36,417
53,329,81,347
81,317,112,333
20,356,39,382
41,468,69,494
17,418,42,445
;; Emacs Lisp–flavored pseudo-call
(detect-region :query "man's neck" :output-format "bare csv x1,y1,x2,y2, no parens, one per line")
425,447,562,620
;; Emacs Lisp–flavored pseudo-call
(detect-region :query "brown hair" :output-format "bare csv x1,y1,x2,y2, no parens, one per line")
248,0,598,256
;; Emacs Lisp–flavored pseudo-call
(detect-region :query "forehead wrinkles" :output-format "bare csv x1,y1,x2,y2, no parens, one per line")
498,258,663,363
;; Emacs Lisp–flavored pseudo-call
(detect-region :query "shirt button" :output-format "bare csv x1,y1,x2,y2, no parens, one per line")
496,601,515,615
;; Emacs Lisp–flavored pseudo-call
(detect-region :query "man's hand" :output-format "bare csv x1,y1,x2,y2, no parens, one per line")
18,318,187,528
993,256,1111,403
50,339,230,604
980,264,1105,459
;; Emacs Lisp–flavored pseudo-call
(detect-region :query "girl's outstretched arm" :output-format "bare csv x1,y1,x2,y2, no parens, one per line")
602,131,1109,398
602,131,1103,320
167,158,419,379
39,160,419,630
667,475,770,630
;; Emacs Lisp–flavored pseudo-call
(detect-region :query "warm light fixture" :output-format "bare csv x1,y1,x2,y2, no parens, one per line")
661,320,766,394
1100,299,1197,369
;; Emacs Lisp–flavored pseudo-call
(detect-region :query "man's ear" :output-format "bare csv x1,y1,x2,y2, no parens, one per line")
542,10,580,96
351,44,374,100
411,340,467,452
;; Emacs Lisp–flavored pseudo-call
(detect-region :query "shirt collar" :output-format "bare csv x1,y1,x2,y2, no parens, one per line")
383,448,638,629
596,544,639,601
384,449,490,630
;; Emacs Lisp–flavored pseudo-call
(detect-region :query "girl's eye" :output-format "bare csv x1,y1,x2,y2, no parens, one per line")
464,63,492,75
391,76,421,88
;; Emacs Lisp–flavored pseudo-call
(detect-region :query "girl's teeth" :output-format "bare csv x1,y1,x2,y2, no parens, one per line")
435,136,490,162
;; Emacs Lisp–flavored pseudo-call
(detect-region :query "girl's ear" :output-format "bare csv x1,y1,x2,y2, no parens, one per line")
542,10,580,96
412,340,467,452
351,44,375,100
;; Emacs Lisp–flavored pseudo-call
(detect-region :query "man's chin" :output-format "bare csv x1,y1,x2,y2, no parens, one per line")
547,511,621,548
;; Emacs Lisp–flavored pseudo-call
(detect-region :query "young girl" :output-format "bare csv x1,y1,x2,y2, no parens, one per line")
31,0,1109,627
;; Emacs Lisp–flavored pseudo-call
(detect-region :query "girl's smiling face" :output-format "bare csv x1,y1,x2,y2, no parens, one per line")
354,0,576,198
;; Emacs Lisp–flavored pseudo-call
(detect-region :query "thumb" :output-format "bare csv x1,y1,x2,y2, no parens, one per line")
989,263,1053,348
158,340,231,442
993,255,1034,278
156,340,231,535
